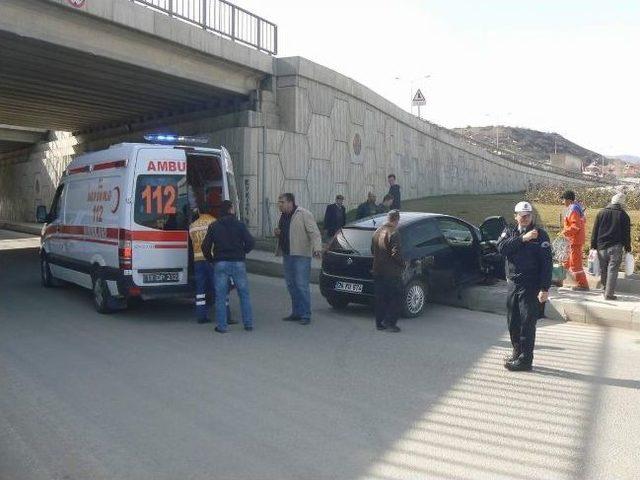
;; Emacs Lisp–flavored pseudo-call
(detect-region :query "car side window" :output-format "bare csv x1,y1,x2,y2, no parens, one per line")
49,184,65,222
404,220,443,248
436,218,475,247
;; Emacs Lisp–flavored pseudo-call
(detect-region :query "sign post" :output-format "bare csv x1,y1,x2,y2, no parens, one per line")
411,89,426,119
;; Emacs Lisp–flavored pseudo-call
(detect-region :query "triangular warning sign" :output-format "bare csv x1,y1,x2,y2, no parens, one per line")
412,89,426,104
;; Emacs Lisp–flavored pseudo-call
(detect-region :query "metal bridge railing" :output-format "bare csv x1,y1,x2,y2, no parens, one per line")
131,0,277,55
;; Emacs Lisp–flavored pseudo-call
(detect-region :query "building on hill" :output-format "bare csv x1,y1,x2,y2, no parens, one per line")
550,153,584,173
584,161,603,177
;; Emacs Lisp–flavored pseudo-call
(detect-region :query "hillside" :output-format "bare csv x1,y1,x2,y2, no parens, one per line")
452,126,605,165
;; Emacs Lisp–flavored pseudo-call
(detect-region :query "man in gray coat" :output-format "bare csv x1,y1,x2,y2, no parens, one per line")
274,193,323,325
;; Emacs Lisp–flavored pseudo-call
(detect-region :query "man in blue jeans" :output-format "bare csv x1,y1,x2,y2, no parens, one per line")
274,193,323,325
201,200,255,333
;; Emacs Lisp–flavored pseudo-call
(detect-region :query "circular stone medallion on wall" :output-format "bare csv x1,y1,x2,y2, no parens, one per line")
352,133,362,156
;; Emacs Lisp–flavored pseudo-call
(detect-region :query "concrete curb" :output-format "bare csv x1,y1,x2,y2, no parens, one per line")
431,282,508,316
0,221,42,236
545,289,640,330
246,253,321,284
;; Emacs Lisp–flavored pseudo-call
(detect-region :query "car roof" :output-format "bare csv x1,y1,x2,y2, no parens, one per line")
346,212,446,230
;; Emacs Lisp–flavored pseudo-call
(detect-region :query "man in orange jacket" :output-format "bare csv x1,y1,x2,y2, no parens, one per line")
561,190,589,291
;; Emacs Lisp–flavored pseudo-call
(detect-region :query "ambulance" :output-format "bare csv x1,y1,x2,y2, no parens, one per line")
36,136,239,313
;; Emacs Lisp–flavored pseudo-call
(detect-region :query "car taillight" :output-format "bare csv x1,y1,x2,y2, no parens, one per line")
119,229,133,269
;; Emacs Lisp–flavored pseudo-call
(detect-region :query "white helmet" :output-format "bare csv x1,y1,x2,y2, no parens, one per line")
514,201,533,213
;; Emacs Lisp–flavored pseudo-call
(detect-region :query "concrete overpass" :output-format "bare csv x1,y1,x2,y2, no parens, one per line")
0,0,274,132
0,125,48,154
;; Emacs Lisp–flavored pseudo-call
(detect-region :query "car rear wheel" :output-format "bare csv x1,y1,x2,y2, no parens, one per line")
326,295,349,310
403,279,428,318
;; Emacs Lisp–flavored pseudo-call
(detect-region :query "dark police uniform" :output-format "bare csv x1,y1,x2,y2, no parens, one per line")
497,223,552,368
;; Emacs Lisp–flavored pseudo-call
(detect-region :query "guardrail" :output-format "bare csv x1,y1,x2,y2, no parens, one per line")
131,0,277,55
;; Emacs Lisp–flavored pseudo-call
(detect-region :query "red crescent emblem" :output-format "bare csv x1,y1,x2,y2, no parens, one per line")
111,186,120,213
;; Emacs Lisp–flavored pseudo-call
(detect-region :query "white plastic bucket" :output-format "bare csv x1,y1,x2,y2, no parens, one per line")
587,249,600,276
625,253,635,276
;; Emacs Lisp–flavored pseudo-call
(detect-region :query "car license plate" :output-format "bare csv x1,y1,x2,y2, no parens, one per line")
335,281,363,293
142,272,180,283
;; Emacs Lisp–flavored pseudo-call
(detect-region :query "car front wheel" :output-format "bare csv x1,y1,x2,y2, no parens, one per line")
326,294,349,310
402,279,428,318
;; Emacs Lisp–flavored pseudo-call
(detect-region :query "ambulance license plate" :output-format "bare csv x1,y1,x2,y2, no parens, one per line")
335,281,363,293
143,272,179,283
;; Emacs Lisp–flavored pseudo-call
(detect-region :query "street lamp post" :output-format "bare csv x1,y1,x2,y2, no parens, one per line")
485,112,512,152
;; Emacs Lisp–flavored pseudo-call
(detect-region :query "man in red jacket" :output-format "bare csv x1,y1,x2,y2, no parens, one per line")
561,190,589,291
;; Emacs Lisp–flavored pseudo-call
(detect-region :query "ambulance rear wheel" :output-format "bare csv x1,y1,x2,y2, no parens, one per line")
92,273,114,314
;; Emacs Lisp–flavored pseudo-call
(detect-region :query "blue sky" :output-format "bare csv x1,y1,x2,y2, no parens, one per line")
240,0,639,156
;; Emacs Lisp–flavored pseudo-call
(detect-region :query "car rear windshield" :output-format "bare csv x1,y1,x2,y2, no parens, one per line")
134,175,189,230
329,228,374,255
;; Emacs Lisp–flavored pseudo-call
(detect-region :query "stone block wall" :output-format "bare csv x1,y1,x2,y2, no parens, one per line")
0,132,78,222
260,57,597,225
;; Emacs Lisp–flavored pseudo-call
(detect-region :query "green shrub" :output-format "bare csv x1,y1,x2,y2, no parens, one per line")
525,184,640,209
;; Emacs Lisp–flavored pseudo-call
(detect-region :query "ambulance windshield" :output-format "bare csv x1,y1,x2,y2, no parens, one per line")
134,175,189,230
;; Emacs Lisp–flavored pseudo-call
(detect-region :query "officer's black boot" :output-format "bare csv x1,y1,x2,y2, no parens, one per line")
503,348,520,363
505,354,532,372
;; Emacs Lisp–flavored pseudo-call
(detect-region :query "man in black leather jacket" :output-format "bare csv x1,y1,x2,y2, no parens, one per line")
202,201,255,333
497,201,553,371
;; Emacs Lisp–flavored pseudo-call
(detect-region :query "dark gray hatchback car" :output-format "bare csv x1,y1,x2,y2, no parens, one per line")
320,212,506,317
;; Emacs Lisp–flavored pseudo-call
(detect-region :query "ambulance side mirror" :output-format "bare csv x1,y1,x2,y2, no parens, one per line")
36,205,48,223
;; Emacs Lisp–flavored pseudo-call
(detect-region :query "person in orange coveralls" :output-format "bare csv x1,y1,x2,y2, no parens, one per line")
561,190,589,291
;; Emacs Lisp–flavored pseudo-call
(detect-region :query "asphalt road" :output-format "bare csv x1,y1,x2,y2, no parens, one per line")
1,229,640,480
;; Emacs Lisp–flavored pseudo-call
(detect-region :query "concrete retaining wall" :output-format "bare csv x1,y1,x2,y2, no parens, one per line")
262,57,596,224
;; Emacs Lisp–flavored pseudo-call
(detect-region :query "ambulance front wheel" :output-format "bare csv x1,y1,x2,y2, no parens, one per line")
41,253,61,288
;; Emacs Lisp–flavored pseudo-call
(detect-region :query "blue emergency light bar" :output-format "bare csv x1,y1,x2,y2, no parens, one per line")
144,134,209,144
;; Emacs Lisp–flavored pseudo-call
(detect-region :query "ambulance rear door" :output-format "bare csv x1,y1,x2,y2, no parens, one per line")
130,148,189,288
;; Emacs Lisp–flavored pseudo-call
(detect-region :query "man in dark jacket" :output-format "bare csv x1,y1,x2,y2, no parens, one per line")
377,194,394,214
497,201,553,371
591,192,632,300
323,195,346,239
371,210,404,332
356,192,378,219
387,174,401,210
202,200,255,333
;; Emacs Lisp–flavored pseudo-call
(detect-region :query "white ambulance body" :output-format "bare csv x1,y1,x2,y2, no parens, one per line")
37,142,238,313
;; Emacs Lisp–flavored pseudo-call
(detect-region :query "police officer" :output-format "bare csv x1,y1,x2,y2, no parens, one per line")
497,201,552,371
